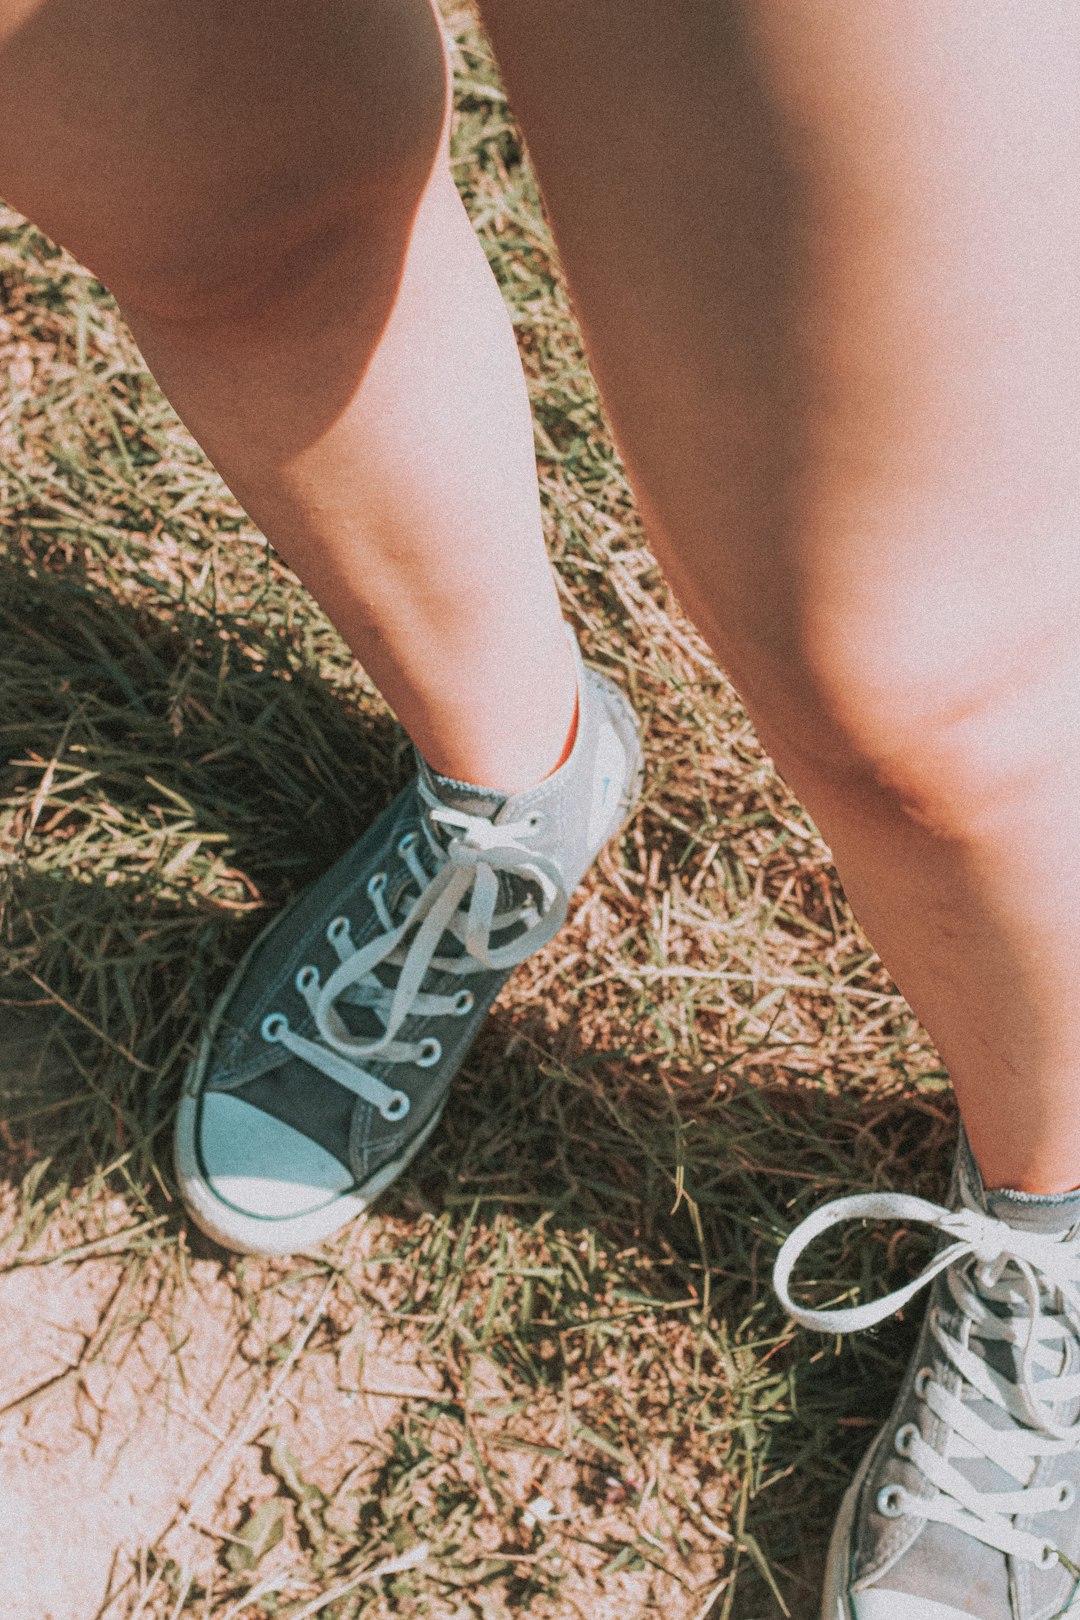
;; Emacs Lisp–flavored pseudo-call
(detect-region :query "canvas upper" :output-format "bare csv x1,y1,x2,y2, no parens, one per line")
175,638,642,1254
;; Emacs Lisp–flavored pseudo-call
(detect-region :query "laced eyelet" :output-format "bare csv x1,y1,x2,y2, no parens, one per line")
894,1423,917,1457
913,1367,932,1398
1038,1544,1059,1570
327,916,351,945
367,872,387,899
416,1037,442,1068
526,812,542,832
1058,1482,1076,1511
381,1090,411,1122
295,964,319,993
397,831,419,855
876,1486,906,1519
453,989,475,1016
261,1012,288,1042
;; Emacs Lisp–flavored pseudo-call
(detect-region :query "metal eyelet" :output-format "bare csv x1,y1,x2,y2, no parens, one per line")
327,916,351,944
295,964,319,993
894,1424,917,1457
367,871,387,898
397,831,419,855
381,1090,411,1122
261,1012,288,1042
913,1367,932,1398
416,1037,442,1068
876,1486,906,1519
453,989,475,1016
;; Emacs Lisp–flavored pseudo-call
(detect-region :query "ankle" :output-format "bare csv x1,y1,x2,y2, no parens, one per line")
414,632,579,794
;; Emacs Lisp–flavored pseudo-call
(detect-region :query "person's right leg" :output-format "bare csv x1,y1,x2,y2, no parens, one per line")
0,0,642,1251
0,0,576,793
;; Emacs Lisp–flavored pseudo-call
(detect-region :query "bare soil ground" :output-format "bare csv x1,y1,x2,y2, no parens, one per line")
0,9,954,1618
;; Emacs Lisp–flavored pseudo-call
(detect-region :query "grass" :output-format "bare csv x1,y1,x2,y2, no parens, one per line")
0,8,956,1618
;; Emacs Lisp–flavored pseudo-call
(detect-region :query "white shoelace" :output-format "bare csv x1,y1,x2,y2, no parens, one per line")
774,1192,1080,1571
260,784,569,1123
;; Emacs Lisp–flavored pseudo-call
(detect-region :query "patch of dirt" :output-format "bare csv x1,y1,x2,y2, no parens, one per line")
0,1241,417,1619
0,1008,394,1620
1,1254,235,1618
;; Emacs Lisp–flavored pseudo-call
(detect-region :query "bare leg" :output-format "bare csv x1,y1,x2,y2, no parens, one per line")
480,0,1080,1190
0,0,576,791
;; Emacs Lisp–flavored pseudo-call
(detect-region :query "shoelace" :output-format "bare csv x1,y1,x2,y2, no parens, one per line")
260,782,569,1124
774,1192,1080,1572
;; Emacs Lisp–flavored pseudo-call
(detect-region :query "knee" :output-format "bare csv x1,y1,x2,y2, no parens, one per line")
754,586,1080,843
83,10,450,328
114,170,436,334
112,142,447,335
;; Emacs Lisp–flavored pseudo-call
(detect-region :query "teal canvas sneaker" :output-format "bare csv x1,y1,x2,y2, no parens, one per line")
175,634,642,1255
775,1136,1080,1620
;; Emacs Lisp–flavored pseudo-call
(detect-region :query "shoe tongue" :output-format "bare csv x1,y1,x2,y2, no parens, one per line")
953,1131,1080,1429
414,754,546,926
415,755,508,822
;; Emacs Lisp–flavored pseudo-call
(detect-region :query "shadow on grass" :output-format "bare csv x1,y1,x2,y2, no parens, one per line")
0,548,406,1203
387,1004,956,1619
0,548,958,1618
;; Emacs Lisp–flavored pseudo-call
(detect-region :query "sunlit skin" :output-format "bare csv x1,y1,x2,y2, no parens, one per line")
2,0,1080,1189
0,0,576,795
482,1,1080,1192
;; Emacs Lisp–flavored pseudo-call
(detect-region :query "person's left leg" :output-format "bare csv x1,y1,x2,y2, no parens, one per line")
479,0,1080,1200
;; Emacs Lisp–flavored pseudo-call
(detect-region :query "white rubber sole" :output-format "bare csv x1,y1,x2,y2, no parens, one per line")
822,1472,861,1620
590,668,645,834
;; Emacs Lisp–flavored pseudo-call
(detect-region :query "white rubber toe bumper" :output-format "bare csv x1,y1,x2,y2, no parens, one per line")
174,1079,444,1257
174,1085,367,1256
853,1593,980,1619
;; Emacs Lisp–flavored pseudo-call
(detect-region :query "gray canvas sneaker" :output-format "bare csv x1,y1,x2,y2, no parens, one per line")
775,1135,1080,1620
175,633,642,1255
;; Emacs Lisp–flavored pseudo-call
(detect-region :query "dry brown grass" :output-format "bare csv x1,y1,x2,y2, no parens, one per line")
0,10,955,1619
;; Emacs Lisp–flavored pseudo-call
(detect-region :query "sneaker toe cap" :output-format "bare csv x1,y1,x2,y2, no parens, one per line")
199,1091,354,1219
